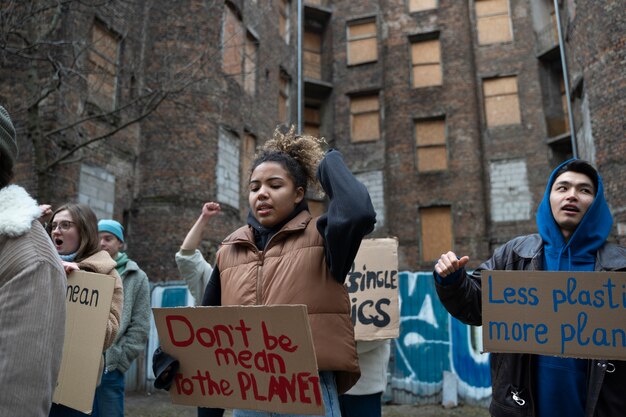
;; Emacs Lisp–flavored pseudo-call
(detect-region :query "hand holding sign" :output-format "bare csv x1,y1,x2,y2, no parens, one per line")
435,251,470,277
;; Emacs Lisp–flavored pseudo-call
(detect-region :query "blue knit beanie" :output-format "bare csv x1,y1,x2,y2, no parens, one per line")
98,219,124,242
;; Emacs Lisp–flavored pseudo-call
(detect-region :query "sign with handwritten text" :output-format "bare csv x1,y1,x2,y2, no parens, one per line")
345,238,399,340
153,305,324,415
53,270,116,413
483,271,626,360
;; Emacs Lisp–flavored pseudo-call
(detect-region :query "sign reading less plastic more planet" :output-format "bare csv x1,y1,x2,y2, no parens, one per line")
482,271,626,360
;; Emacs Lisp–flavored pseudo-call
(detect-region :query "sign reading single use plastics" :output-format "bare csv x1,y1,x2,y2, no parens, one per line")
345,238,399,340
482,271,626,360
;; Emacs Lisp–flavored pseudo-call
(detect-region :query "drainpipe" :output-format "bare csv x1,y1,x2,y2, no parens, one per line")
553,0,577,158
297,0,303,134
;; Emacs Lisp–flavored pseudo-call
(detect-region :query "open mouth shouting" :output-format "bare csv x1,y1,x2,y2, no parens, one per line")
256,203,273,217
54,237,64,250
561,204,580,215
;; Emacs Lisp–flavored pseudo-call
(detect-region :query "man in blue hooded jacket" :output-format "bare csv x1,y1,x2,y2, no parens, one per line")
433,159,626,417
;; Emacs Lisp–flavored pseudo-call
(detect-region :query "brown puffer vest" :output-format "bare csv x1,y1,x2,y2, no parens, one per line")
216,211,360,394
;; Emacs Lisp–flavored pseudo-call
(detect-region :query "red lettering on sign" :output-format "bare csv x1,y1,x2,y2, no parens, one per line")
262,321,298,353
174,373,194,395
167,315,194,347
237,371,268,401
267,374,297,403
298,372,321,404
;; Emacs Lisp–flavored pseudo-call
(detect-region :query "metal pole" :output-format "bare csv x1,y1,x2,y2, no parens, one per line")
297,0,303,134
553,0,577,158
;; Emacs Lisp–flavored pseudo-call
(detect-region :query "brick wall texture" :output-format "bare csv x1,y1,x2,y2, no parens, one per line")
2,0,623,280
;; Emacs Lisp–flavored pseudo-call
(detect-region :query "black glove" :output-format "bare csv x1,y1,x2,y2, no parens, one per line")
152,346,180,391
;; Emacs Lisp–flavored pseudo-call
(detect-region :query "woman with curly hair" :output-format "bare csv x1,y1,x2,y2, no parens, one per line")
154,125,376,417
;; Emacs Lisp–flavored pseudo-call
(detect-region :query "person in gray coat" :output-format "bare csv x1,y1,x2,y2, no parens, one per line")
93,219,151,417
0,105,66,417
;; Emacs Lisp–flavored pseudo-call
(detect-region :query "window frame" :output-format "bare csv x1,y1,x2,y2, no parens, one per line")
409,34,443,88
483,75,522,127
475,0,513,45
346,17,379,66
349,92,381,143
408,0,438,14
419,205,453,262
414,117,448,173
87,20,121,110
278,69,291,124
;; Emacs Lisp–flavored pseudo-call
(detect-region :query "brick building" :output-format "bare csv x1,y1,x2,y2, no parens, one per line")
2,0,623,280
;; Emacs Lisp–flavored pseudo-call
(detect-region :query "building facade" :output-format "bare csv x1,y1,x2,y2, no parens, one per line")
2,0,623,281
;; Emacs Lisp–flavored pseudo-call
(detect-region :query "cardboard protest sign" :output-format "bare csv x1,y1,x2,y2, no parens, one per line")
53,270,116,413
153,305,324,415
345,238,399,340
483,271,626,360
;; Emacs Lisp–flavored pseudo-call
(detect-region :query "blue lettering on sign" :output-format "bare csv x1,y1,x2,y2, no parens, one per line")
560,311,626,353
552,277,624,313
487,275,539,306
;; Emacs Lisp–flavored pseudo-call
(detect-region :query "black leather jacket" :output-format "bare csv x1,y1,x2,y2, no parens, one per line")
435,234,626,417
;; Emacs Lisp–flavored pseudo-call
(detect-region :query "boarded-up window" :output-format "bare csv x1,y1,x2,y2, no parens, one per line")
279,0,290,43
356,170,385,229
415,119,447,172
560,78,570,133
489,159,532,222
350,95,380,142
347,20,378,65
304,105,321,137
483,76,521,127
475,0,512,45
278,72,290,123
79,164,115,219
550,9,559,44
244,33,258,94
304,31,322,79
420,206,452,261
241,132,257,207
411,39,442,88
409,0,438,13
217,128,241,209
222,7,257,93
87,22,119,110
222,6,244,81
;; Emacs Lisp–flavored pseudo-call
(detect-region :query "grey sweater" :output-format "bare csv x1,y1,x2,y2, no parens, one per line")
0,185,66,417
103,257,151,373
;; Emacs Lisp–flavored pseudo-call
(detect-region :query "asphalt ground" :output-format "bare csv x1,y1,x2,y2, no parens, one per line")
125,390,491,417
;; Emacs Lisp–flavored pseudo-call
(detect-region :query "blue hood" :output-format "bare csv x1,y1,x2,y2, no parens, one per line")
536,159,613,271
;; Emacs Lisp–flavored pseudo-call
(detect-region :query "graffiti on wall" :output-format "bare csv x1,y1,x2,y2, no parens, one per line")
389,272,491,405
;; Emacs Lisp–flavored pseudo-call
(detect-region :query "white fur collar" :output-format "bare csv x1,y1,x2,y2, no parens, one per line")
0,185,43,237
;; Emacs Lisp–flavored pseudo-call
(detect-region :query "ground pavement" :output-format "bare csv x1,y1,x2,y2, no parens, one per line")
125,390,490,417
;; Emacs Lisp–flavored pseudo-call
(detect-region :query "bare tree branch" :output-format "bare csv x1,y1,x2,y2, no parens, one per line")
41,90,169,171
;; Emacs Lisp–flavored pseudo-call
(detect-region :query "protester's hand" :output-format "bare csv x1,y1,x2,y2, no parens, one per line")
153,346,179,391
39,204,53,225
200,202,221,219
62,261,80,275
435,251,469,277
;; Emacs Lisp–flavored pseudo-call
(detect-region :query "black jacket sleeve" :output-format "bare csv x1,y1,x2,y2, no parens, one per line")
434,240,514,326
201,265,222,306
316,149,377,283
